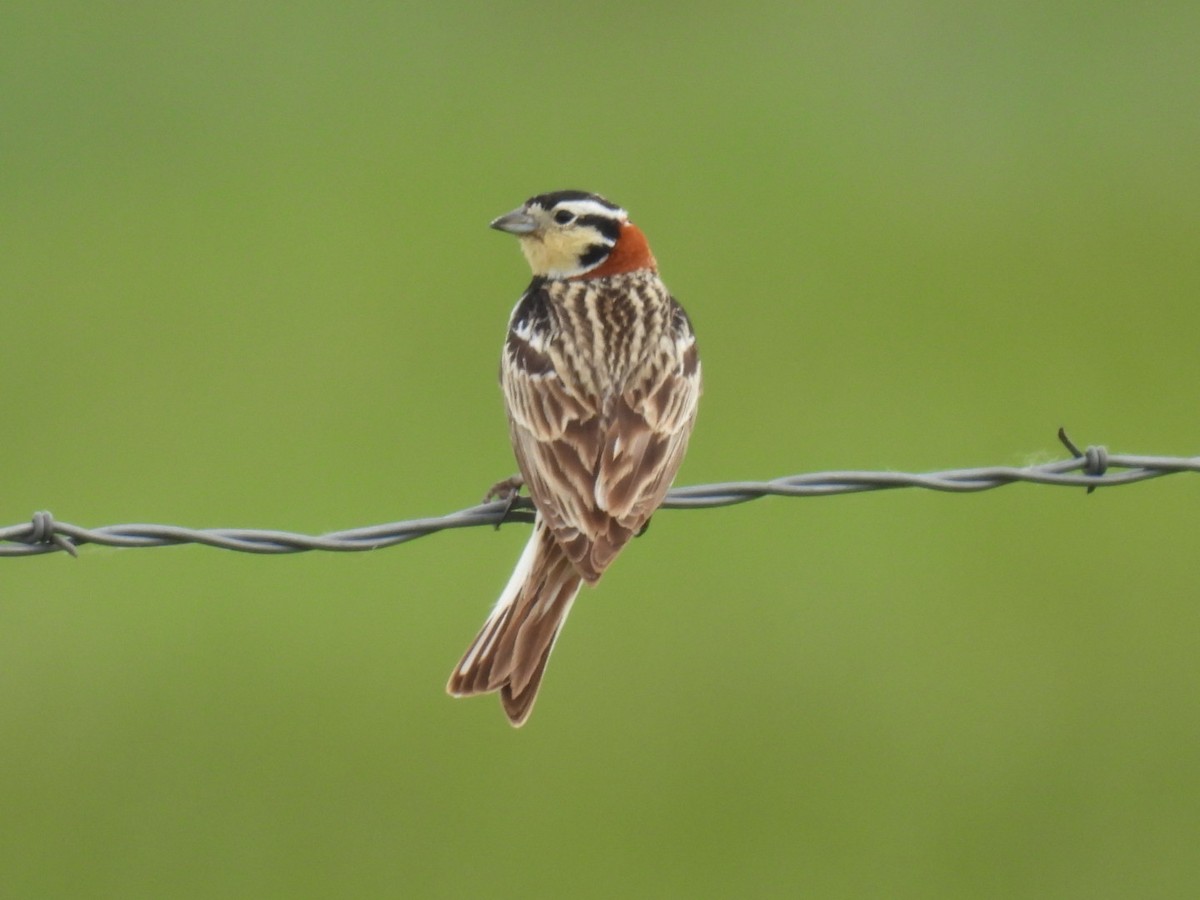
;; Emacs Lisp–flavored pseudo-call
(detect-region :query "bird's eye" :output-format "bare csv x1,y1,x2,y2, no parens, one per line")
553,209,576,225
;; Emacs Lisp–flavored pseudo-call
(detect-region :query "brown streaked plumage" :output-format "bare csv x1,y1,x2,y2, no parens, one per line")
446,191,701,726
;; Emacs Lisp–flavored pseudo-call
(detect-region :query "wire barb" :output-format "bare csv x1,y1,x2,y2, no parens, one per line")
1058,427,1111,494
21,511,79,558
2,440,1198,558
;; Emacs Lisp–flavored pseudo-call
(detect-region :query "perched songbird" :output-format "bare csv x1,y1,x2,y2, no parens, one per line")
446,191,702,726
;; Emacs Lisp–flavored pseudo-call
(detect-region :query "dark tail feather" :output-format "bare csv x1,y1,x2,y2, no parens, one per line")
447,519,582,726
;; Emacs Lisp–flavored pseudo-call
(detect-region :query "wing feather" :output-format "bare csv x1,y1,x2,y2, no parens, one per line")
503,279,701,583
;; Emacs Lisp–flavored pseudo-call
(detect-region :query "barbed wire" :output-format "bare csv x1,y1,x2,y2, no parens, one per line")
2,431,1197,558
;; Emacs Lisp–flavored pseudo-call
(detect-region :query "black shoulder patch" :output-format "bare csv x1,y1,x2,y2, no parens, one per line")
510,278,552,332
668,297,699,376
669,297,695,337
506,280,555,375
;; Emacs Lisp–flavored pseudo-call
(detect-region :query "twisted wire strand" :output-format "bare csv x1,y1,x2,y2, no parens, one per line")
2,444,1197,558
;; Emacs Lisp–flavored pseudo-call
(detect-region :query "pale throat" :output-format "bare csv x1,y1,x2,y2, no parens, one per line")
518,222,656,280
519,229,605,279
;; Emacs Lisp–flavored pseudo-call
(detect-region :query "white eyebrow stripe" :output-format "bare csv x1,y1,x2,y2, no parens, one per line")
553,199,628,220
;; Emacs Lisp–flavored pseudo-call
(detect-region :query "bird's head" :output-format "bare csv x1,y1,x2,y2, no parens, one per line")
490,190,657,280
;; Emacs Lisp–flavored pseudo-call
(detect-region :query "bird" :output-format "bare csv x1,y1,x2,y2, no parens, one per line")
446,190,702,726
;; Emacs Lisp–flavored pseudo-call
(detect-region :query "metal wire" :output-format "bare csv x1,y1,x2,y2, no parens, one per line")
3,435,1197,558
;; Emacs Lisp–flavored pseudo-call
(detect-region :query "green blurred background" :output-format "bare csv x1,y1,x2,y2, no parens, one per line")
4,2,1199,897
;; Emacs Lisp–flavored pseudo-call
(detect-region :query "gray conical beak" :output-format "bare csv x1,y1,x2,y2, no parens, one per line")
489,208,538,235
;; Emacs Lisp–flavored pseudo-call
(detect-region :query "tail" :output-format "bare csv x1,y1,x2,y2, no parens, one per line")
447,518,583,726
